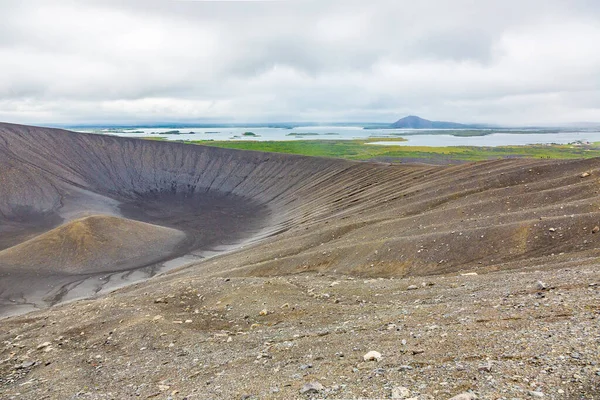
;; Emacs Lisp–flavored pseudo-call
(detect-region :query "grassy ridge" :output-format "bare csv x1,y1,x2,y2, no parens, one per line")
181,139,600,162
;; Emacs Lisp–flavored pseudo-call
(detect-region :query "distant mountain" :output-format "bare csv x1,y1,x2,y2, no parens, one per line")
391,115,474,129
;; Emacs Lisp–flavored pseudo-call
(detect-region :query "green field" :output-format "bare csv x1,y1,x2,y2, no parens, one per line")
174,139,600,162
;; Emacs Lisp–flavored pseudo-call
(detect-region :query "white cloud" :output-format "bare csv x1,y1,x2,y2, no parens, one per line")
0,0,599,125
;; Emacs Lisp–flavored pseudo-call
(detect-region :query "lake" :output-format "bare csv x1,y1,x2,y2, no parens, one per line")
76,126,600,147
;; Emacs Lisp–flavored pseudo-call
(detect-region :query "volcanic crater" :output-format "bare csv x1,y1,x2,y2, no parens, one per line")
1,123,600,398
2,122,600,317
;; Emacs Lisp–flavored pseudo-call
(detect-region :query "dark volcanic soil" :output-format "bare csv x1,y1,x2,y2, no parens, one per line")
0,121,271,316
0,122,599,399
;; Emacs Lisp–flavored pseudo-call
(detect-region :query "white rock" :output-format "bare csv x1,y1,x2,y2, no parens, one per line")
448,393,478,400
363,350,382,361
36,342,51,350
536,280,547,290
392,386,411,399
529,391,544,398
300,381,324,394
406,285,418,291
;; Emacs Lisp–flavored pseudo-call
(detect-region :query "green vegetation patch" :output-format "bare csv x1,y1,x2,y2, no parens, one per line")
182,139,600,162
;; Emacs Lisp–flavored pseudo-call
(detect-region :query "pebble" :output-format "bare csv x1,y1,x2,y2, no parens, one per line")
14,361,36,370
528,391,544,398
363,351,382,361
299,381,324,394
478,362,492,372
536,281,547,290
407,285,418,291
593,226,600,234
36,342,51,350
448,393,478,400
391,386,411,399
581,172,591,178
259,309,269,316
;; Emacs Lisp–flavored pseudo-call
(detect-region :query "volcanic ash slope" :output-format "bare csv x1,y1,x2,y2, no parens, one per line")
0,215,186,274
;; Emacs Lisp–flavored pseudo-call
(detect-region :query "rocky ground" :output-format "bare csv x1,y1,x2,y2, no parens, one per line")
1,259,598,399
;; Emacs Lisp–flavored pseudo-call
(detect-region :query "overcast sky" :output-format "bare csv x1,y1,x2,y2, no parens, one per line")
1,0,600,125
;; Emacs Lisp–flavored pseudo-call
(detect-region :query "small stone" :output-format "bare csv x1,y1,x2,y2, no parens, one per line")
528,391,544,398
158,384,170,391
460,272,478,276
300,381,324,394
581,172,591,178
548,227,556,232
593,226,600,233
154,298,167,304
152,315,164,321
407,285,418,291
36,342,51,350
259,309,269,316
280,303,290,309
363,351,382,361
536,281,547,290
391,386,411,399
478,362,492,372
14,361,36,370
449,393,478,400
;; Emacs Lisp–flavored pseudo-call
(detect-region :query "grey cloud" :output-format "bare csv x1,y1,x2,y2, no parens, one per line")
0,0,599,124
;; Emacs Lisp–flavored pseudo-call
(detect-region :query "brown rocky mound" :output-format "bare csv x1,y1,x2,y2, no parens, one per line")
0,215,186,275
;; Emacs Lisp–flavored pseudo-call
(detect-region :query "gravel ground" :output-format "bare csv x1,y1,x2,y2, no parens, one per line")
1,262,598,399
